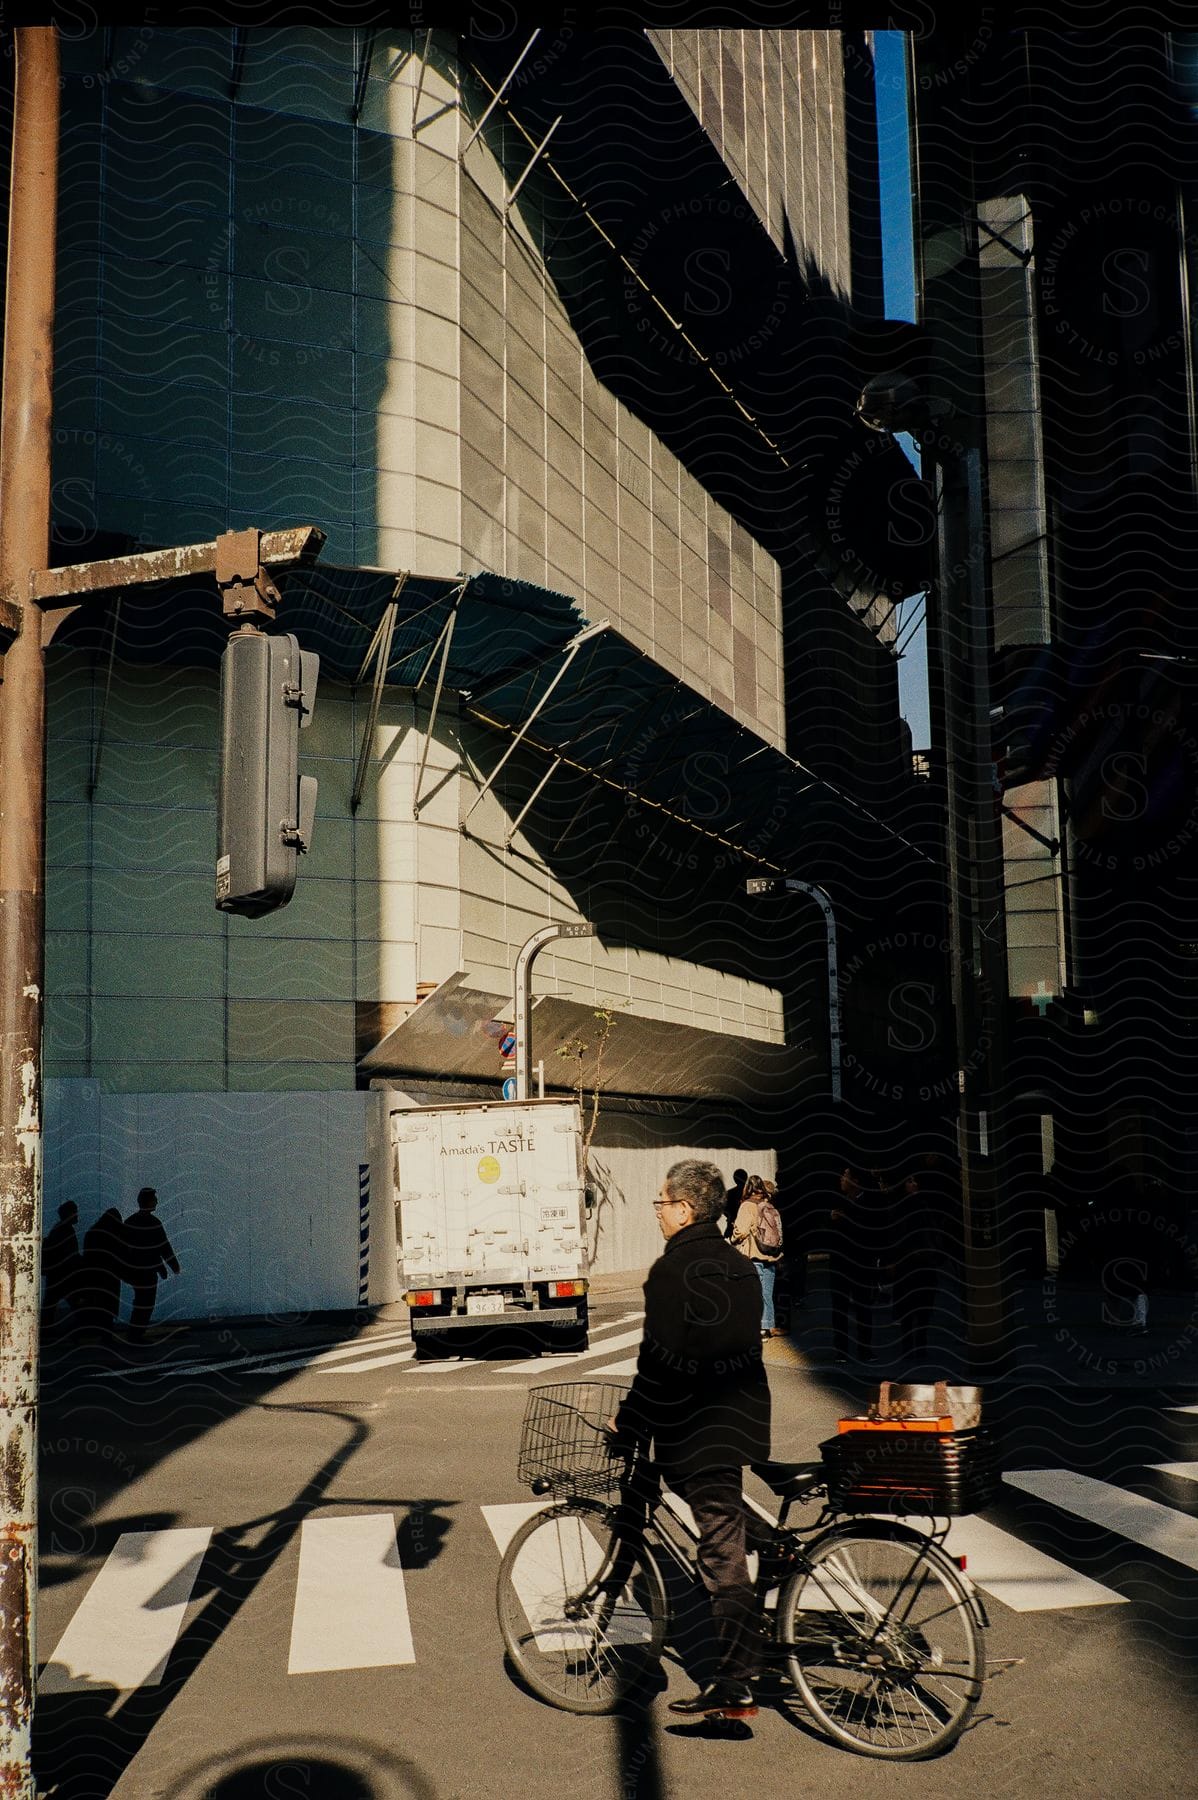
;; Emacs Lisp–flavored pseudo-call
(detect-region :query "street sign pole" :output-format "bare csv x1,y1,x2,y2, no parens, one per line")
512,922,595,1101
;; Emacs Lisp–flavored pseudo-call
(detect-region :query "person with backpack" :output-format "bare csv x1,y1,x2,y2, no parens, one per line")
731,1174,785,1336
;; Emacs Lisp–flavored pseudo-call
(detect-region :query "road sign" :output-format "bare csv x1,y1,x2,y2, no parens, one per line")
499,1032,516,1057
502,1077,517,1101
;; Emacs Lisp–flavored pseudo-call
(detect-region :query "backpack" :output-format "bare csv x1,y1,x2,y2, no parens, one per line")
755,1198,783,1254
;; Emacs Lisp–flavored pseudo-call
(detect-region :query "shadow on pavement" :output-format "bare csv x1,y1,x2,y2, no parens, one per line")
162,1733,438,1799
35,1405,457,1799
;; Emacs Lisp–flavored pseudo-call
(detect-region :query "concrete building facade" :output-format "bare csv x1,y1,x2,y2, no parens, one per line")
36,27,926,1317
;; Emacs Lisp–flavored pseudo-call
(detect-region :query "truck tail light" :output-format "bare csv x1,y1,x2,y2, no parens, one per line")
405,1290,437,1307
552,1279,587,1298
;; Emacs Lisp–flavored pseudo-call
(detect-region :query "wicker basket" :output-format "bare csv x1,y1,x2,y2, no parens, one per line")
517,1381,632,1496
819,1426,998,1517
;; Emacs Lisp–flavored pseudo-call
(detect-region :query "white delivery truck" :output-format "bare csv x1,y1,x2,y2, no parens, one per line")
388,1098,590,1357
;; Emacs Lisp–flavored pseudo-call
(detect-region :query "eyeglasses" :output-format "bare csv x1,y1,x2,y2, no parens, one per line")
652,1196,688,1210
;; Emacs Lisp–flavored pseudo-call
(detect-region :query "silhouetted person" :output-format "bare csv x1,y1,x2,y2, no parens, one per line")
122,1187,180,1340
79,1208,125,1334
42,1202,81,1328
723,1168,749,1238
829,1167,890,1362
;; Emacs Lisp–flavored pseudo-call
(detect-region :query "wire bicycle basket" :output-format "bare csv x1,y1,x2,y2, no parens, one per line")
517,1381,632,1497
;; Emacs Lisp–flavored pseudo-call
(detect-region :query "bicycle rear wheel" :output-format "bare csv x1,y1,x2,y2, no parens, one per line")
777,1521,983,1759
496,1499,668,1715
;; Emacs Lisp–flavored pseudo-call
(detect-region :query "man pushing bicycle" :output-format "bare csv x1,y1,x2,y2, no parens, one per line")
609,1159,772,1721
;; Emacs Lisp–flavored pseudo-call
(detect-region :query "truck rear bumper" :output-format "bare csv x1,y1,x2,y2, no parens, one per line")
410,1306,583,1333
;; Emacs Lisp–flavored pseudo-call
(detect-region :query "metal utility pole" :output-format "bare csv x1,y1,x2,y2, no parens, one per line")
745,877,842,1102
0,25,58,1795
512,922,595,1101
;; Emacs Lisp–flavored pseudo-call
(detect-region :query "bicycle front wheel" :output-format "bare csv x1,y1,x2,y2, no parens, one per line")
778,1521,984,1759
496,1499,668,1715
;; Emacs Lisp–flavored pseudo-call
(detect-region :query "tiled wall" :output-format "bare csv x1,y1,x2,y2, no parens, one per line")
45,650,461,1091
649,29,854,303
46,27,791,1090
45,649,785,1091
54,29,785,746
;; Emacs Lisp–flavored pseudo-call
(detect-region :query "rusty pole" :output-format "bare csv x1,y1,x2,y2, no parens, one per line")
0,26,59,1796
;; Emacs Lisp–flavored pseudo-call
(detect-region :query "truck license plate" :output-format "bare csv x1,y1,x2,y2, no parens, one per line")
467,1294,504,1316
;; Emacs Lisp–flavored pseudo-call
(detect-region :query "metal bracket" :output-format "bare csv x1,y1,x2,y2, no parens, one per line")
503,756,561,848
88,592,123,798
460,32,540,159
463,623,609,823
505,116,561,212
352,27,377,124
351,575,407,815
976,211,1034,267
413,581,466,818
1000,804,1060,856
0,594,20,666
215,527,282,624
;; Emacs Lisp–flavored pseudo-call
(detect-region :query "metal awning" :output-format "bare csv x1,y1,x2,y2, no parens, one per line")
271,562,930,889
358,972,822,1105
52,555,931,892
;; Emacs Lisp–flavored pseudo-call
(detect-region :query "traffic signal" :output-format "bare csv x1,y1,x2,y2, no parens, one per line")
216,626,319,917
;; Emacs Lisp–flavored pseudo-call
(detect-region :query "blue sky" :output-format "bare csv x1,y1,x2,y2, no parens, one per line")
874,29,931,749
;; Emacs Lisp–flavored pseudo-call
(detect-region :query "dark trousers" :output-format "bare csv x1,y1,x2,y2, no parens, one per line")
129,1278,159,1336
672,1467,759,1684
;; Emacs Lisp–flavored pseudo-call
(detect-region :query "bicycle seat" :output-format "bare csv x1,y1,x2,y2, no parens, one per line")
750,1459,824,1499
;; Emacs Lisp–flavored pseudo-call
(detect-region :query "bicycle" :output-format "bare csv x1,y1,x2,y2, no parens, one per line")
496,1380,991,1761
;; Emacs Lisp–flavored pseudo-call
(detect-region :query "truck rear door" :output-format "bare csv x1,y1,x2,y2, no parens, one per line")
520,1103,585,1282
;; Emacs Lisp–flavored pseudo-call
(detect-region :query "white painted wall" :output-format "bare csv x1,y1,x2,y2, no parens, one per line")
45,1081,370,1322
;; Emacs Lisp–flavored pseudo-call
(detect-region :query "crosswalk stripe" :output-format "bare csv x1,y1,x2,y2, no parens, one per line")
937,1514,1127,1611
314,1347,418,1374
673,1485,1123,1613
130,1329,413,1381
584,1356,639,1377
1171,1403,1198,1416
287,1515,414,1674
481,1500,552,1556
489,1328,646,1381
40,1528,212,1694
487,1315,644,1377
482,1503,653,1650
1150,1462,1198,1481
1004,1469,1198,1573
216,1340,415,1379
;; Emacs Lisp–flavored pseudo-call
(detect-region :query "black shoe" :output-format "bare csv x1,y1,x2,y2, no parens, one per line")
668,1682,758,1719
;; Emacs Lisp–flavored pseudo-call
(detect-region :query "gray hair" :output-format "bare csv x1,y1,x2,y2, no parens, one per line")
663,1160,726,1224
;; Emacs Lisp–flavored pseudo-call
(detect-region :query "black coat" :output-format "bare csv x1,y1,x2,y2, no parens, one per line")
615,1220,771,1478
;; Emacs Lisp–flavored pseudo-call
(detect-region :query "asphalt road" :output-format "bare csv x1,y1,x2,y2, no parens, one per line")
32,1289,1198,1799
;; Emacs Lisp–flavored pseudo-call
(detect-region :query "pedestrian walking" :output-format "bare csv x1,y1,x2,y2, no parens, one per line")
78,1207,125,1334
722,1167,749,1239
121,1187,181,1340
611,1159,771,1721
41,1202,81,1328
730,1174,786,1337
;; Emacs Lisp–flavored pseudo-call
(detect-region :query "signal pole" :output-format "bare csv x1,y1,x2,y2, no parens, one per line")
0,26,58,1795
